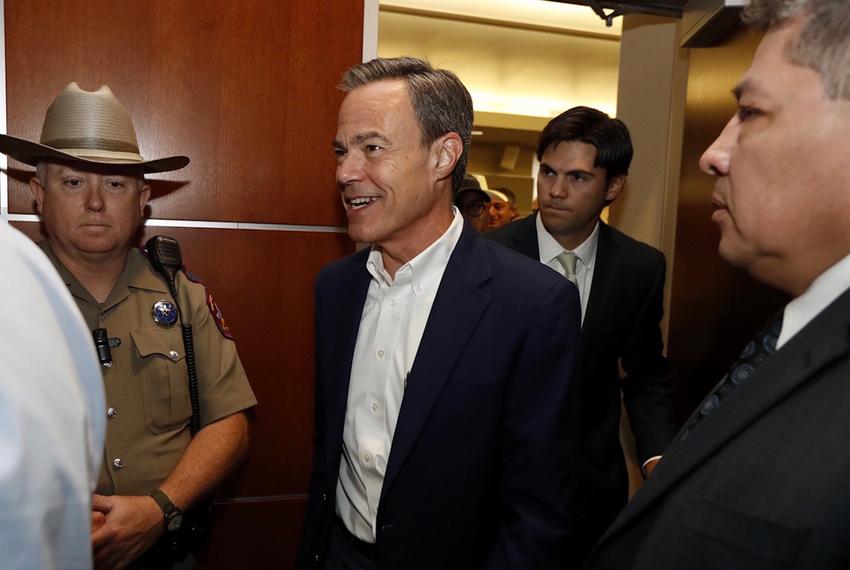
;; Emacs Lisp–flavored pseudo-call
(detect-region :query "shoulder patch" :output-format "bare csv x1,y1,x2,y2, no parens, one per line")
206,292,235,340
183,271,235,340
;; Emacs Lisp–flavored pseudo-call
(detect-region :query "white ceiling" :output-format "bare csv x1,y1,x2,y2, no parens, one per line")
381,0,622,36
378,1,621,127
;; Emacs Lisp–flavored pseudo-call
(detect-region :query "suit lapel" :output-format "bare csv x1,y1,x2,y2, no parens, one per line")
325,254,372,478
582,223,618,339
381,225,492,497
599,288,850,545
508,213,540,259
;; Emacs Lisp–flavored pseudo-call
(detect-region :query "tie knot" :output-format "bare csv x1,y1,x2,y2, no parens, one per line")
556,251,578,284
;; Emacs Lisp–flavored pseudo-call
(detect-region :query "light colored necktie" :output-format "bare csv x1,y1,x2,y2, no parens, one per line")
556,251,578,286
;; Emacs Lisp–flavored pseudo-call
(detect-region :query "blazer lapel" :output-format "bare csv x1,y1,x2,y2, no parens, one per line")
325,254,372,477
599,288,850,544
381,225,493,497
582,222,619,339
509,213,540,260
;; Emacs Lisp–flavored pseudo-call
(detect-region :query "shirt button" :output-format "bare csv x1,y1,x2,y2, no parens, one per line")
106,407,118,418
390,298,398,306
363,453,371,464
371,402,380,412
169,350,180,360
112,458,124,470
377,350,384,358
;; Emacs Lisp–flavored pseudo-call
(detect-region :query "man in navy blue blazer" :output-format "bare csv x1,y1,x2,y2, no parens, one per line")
297,57,582,570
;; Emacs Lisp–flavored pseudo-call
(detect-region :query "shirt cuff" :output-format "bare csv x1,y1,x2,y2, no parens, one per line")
641,455,662,477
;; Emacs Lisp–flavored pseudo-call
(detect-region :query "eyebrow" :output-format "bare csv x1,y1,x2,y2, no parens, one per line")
732,84,745,101
732,78,767,102
540,162,595,177
333,131,390,148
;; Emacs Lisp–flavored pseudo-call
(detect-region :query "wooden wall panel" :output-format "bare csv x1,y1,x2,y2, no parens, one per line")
5,1,363,566
196,499,307,568
5,0,360,226
667,27,788,423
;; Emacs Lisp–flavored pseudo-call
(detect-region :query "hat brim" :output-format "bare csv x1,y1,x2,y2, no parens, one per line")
0,134,189,174
454,187,490,202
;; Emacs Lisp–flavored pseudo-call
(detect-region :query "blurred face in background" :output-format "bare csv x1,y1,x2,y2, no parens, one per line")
486,195,517,230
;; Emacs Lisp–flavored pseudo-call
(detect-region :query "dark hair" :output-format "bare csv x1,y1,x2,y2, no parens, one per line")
743,0,849,100
340,57,473,192
536,106,633,180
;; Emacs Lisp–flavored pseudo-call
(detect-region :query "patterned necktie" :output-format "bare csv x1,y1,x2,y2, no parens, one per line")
556,251,579,286
682,311,784,438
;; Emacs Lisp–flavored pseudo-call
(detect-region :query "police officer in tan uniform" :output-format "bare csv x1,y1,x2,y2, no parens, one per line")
0,83,257,569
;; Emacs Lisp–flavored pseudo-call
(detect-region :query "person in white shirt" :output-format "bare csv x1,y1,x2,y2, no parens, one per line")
588,1,850,567
298,56,582,570
0,221,105,569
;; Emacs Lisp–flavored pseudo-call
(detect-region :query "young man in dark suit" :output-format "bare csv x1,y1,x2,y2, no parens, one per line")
298,57,582,570
486,107,676,558
588,1,850,567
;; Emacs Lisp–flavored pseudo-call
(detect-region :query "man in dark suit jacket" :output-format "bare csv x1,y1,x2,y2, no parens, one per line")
298,57,582,570
588,1,850,567
487,107,675,557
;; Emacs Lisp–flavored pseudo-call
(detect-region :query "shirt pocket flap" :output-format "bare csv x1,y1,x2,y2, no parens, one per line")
130,327,186,362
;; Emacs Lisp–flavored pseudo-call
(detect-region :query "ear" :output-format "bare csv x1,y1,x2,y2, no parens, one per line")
29,176,46,215
139,183,151,215
604,175,626,203
431,132,463,184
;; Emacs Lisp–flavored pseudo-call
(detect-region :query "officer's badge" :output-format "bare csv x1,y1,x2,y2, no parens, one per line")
152,300,178,327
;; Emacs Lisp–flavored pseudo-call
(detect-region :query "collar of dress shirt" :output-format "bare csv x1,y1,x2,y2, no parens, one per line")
535,212,600,272
365,206,463,294
777,251,850,349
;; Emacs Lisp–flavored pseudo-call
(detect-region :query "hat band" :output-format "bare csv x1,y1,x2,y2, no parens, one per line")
41,136,140,154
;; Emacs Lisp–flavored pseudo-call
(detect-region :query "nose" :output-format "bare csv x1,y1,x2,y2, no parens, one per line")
699,115,738,176
85,182,105,212
337,152,364,188
551,177,569,199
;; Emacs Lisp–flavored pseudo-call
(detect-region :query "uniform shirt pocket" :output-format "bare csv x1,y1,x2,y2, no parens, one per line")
130,327,191,433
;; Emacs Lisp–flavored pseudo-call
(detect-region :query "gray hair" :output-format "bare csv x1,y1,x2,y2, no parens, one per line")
340,57,473,192
744,0,849,100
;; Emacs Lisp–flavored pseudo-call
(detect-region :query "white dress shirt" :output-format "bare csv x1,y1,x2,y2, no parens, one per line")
536,213,599,324
0,222,105,570
336,208,464,542
777,253,850,349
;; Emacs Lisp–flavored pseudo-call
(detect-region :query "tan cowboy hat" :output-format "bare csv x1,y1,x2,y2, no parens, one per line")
0,82,189,173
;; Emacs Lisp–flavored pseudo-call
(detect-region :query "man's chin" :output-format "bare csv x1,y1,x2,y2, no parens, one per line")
72,238,123,257
717,235,757,273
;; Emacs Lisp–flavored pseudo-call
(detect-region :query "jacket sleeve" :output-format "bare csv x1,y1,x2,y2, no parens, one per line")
620,252,676,463
486,277,582,569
